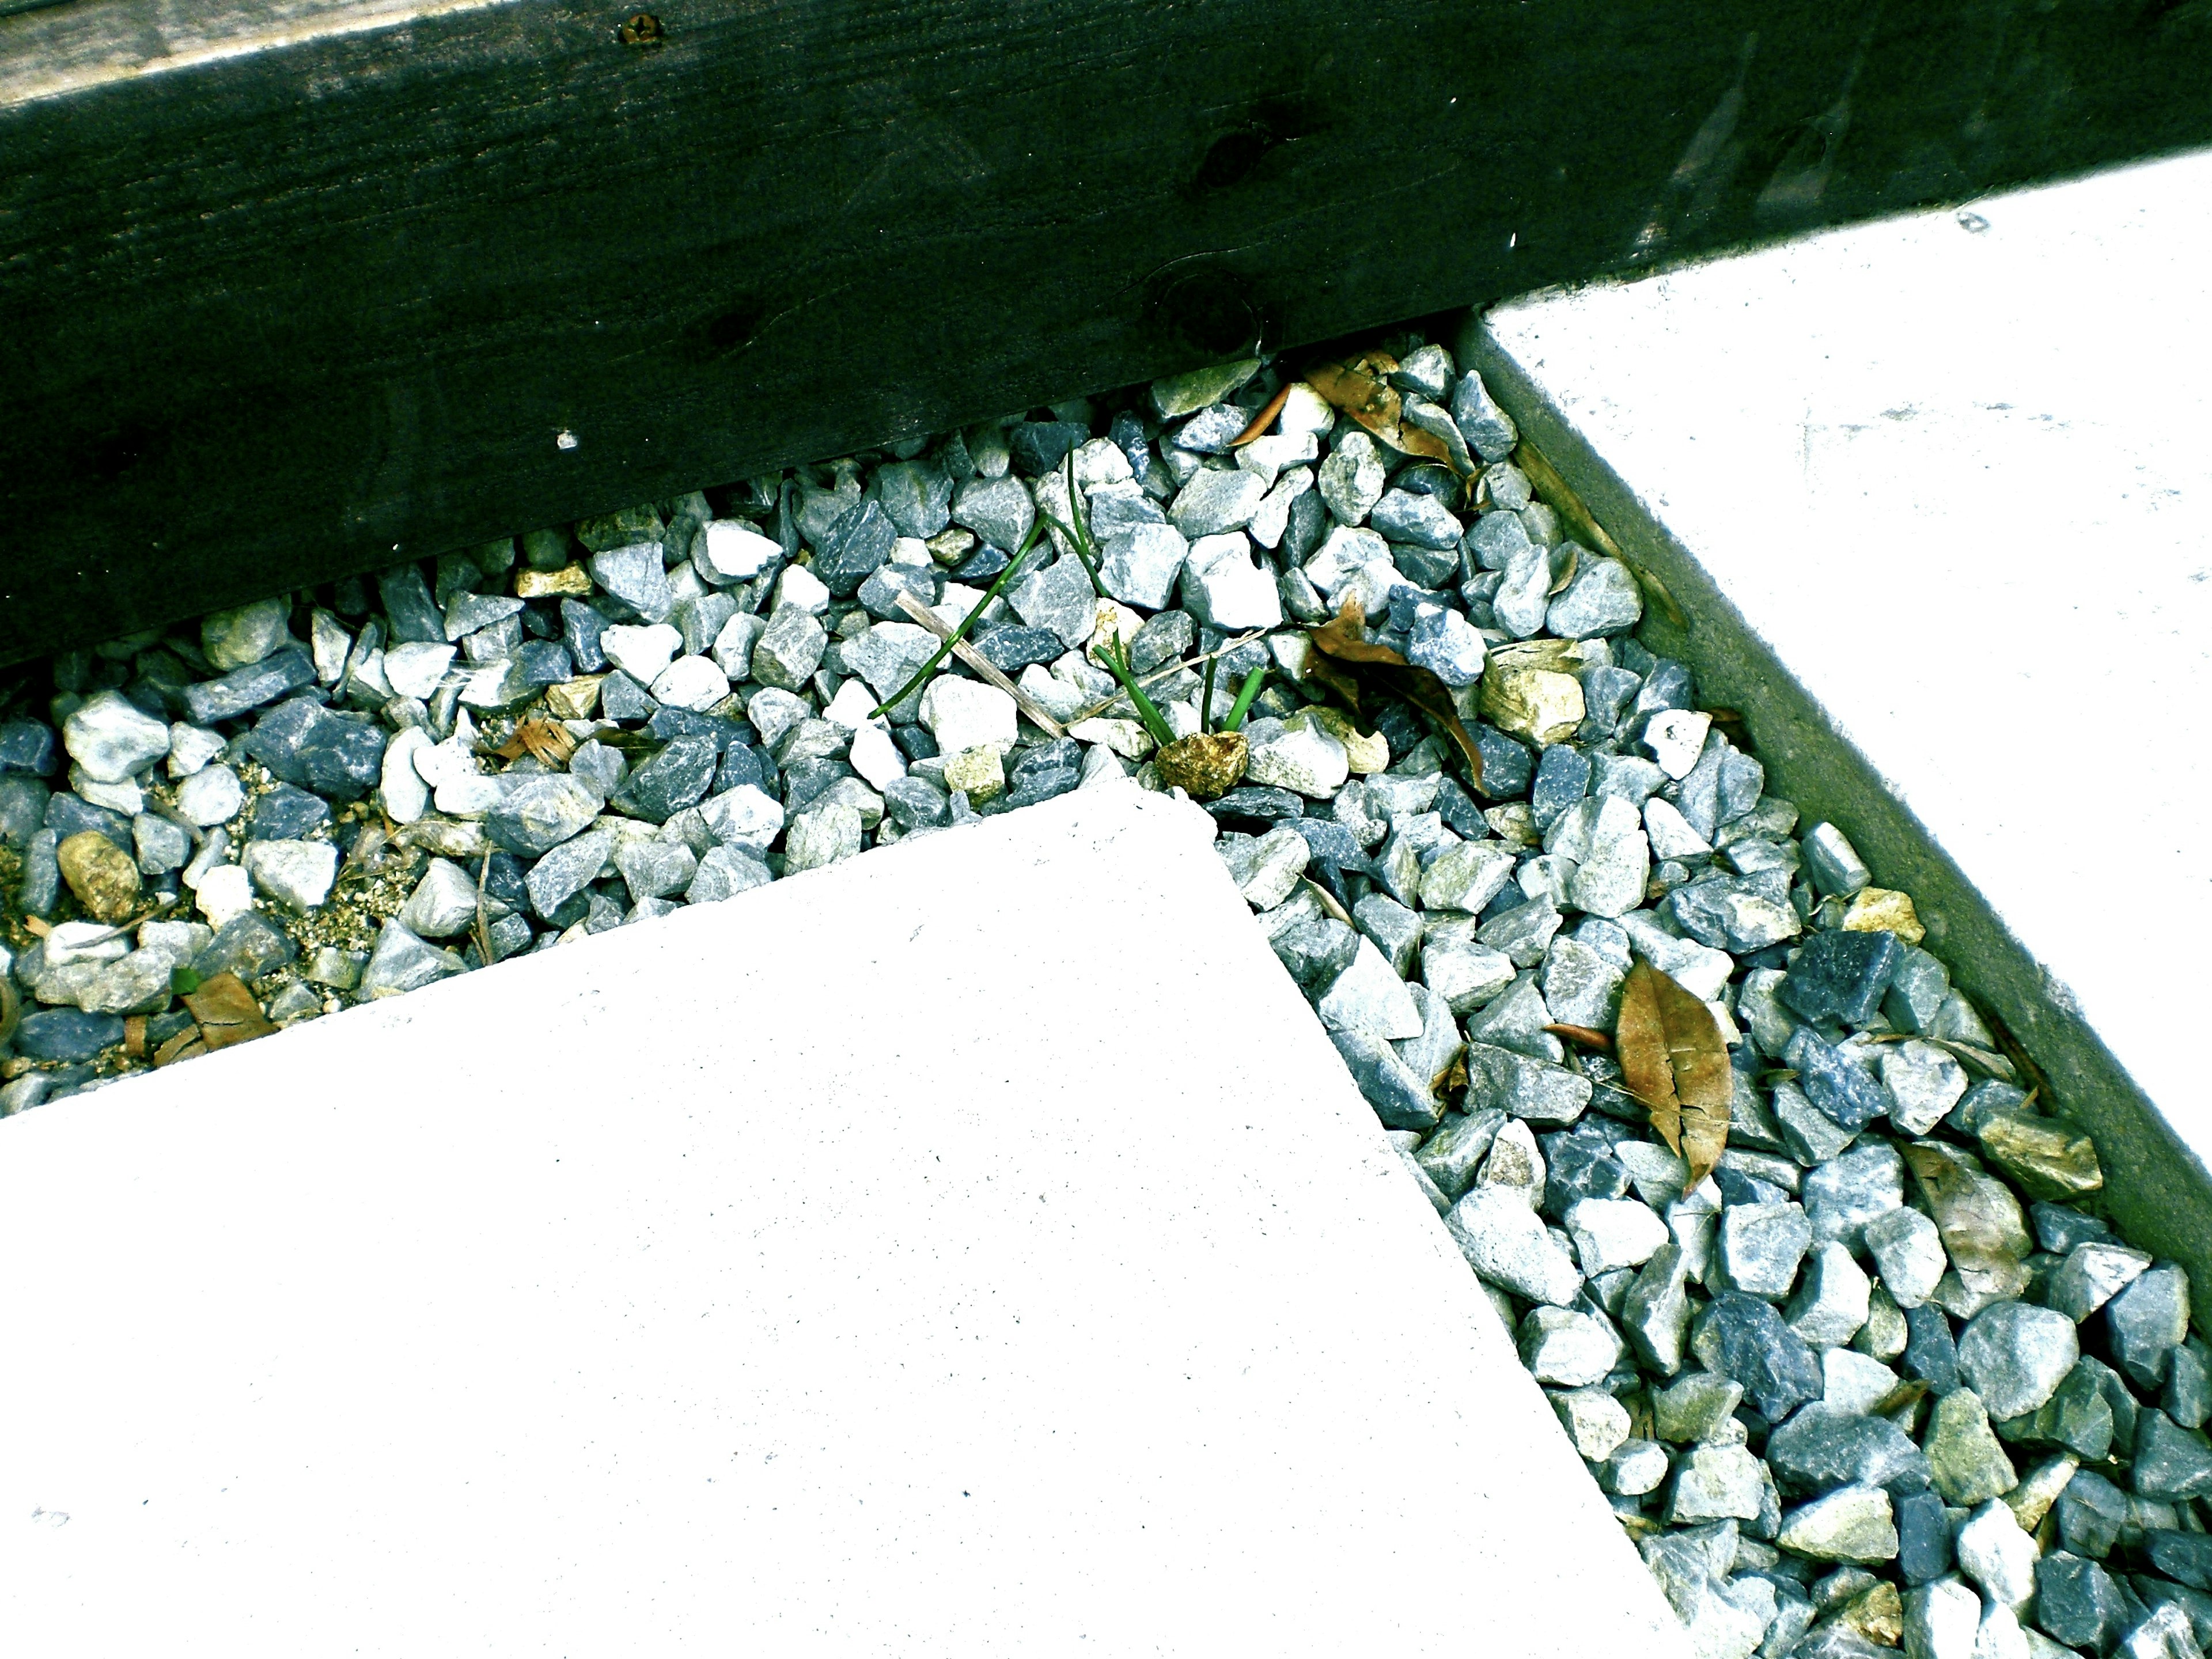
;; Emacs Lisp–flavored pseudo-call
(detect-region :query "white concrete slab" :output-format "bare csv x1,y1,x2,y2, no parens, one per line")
1472,149,2212,1170
0,787,1686,1658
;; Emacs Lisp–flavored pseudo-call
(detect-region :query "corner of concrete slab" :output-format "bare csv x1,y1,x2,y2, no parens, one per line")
1455,309,2212,1330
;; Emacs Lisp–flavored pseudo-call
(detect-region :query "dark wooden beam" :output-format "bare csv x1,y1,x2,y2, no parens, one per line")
5,0,2209,664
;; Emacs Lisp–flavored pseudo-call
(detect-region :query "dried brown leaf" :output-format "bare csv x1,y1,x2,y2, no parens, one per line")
1900,1142,1977,1208
1304,599,1486,791
1544,1022,1612,1052
1547,542,1580,596
181,971,278,1053
1304,359,1452,463
1230,381,1295,448
123,1014,146,1059
1871,1379,1931,1418
1514,440,1688,628
1432,1049,1469,1100
1298,876,1355,929
153,1028,206,1067
494,718,578,767
1616,959,1732,1186
1514,441,1621,559
1982,1007,2052,1103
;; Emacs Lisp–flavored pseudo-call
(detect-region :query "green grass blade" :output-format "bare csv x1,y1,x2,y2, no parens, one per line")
1221,665,1266,733
866,518,1046,721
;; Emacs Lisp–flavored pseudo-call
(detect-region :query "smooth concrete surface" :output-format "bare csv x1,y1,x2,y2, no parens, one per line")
1463,147,2212,1312
0,786,1687,1658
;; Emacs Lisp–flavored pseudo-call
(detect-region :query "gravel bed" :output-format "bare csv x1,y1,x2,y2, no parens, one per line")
3,335,2209,1659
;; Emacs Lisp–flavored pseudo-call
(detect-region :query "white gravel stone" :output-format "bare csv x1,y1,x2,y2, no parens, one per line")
1565,1197,1672,1275
601,623,682,683
1448,1187,1588,1306
2046,1240,2152,1320
243,839,339,913
1243,712,1349,797
1179,532,1283,630
1520,1305,1624,1387
1904,1578,1982,1659
384,642,457,699
435,774,508,817
63,690,171,782
1069,717,1155,760
1477,1119,1547,1207
711,612,767,680
1604,1440,1672,1497
1975,1603,2032,1659
74,771,143,815
699,519,780,581
397,857,484,937
1317,430,1386,524
1882,1039,1969,1135
380,727,434,824
309,609,351,684
1547,556,1645,638
1566,797,1652,918
700,785,785,850
194,861,256,927
1170,466,1268,538
1955,1302,2079,1418
1775,1484,1897,1563
1643,709,1713,779
1667,1442,1767,1523
1821,1348,1902,1414
175,763,245,827
784,803,863,873
649,654,729,711
1304,524,1388,598
1552,1387,1633,1462
165,723,226,779
1493,545,1553,639
846,723,907,793
1863,1207,1949,1308
1424,937,1517,1014
202,597,291,669
1718,1201,1813,1298
360,918,466,997
775,563,831,615
1098,522,1191,611
919,676,1017,758
1643,797,1712,861
1317,937,1423,1043
1419,841,1520,915
1953,1499,2037,1608
1802,822,1873,896
1786,1240,1872,1347
1218,827,1309,911
411,734,478,790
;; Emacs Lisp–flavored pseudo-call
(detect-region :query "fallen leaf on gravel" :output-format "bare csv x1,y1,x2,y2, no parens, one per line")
1544,1022,1612,1052
1514,441,1688,628
1304,357,1454,465
153,1028,205,1067
494,718,577,766
1230,381,1294,447
1616,959,1732,1186
181,971,278,1054
1305,599,1485,791
1433,1050,1469,1100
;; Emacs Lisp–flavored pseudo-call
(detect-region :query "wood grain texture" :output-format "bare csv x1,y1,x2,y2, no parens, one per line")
4,0,2210,664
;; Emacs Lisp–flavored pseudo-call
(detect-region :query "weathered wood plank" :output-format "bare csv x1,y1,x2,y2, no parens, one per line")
3,0,2209,663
